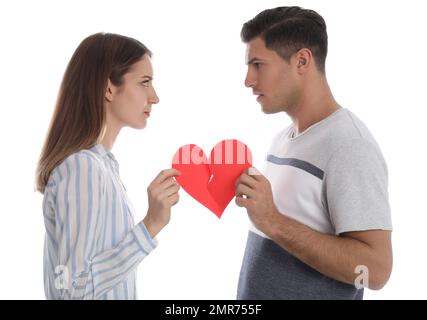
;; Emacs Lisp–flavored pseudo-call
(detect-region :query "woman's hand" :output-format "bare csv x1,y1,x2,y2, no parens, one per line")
143,168,181,238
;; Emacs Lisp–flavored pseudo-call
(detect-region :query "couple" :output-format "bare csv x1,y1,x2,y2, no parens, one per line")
36,6,393,300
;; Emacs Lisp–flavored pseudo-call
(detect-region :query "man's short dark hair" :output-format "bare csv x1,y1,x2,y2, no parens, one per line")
241,6,328,74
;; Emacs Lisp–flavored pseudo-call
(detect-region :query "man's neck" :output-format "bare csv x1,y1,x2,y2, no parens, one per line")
287,78,340,135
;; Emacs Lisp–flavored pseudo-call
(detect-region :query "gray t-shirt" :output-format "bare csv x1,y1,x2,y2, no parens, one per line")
237,108,392,300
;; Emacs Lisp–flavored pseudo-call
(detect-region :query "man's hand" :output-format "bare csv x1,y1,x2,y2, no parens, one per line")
235,167,281,235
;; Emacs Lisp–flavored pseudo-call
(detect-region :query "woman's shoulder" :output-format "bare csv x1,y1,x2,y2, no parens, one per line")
60,147,107,172
46,146,108,189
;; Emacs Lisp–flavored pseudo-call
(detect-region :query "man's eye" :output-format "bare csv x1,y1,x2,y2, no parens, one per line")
141,80,150,87
253,62,261,68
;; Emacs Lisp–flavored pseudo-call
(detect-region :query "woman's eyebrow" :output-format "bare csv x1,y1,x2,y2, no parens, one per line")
140,75,153,80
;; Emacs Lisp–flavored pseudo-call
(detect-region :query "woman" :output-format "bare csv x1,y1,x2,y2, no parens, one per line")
36,33,180,299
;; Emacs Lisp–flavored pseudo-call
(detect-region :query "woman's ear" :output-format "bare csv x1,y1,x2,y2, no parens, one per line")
105,79,115,102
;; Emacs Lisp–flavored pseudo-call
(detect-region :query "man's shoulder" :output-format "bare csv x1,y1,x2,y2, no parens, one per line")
318,108,381,153
265,109,384,169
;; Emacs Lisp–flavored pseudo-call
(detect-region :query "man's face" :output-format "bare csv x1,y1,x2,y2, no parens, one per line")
245,37,299,114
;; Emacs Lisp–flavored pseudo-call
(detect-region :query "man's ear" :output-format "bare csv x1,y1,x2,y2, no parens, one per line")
294,48,313,74
105,79,115,102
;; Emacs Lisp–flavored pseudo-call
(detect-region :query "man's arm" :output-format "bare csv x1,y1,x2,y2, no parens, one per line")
268,213,392,289
235,170,393,290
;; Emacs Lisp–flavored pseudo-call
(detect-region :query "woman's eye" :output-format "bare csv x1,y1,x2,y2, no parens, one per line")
141,80,150,88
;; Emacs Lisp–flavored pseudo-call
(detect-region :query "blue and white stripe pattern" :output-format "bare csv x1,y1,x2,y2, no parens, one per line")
42,144,156,299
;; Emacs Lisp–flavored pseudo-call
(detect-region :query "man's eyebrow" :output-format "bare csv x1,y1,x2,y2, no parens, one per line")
246,57,263,65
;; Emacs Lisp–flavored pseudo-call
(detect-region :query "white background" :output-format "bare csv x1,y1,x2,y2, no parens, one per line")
1,0,426,299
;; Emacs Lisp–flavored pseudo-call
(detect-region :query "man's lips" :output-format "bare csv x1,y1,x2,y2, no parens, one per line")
254,93,264,101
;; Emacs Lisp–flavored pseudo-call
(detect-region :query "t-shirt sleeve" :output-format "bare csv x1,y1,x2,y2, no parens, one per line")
324,138,392,235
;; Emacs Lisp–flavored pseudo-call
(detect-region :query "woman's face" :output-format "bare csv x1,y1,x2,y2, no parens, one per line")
106,54,159,130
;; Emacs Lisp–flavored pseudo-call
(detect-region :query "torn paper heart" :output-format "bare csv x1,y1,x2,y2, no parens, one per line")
172,139,252,218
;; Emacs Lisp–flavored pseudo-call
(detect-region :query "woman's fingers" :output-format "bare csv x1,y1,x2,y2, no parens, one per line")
144,170,181,238
168,192,180,206
162,183,180,198
148,169,180,195
151,168,181,185
158,177,179,191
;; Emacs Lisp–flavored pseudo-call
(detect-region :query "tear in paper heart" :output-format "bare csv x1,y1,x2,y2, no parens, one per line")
172,139,252,218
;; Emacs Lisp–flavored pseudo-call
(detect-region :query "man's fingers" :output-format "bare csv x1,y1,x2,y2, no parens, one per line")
247,167,264,181
247,167,261,175
236,183,255,199
235,173,257,189
235,195,248,208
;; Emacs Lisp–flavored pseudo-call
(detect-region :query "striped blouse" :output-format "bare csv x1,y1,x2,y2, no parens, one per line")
42,144,157,299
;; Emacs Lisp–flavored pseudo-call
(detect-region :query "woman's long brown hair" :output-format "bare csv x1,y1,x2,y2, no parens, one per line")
36,32,152,193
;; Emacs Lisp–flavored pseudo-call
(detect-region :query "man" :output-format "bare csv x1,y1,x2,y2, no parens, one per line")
235,6,393,299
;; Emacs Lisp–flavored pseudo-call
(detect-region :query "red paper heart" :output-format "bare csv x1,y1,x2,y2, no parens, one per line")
172,139,252,218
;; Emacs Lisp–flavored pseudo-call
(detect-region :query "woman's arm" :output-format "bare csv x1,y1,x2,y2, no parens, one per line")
51,153,156,299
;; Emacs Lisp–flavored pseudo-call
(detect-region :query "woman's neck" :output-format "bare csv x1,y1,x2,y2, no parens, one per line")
100,119,122,151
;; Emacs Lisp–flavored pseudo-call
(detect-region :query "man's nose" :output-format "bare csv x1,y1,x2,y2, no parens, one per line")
244,69,256,88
